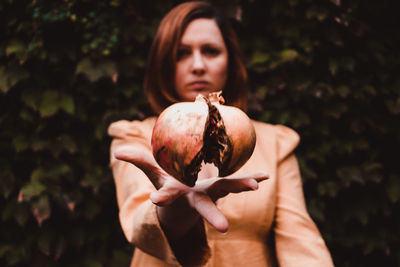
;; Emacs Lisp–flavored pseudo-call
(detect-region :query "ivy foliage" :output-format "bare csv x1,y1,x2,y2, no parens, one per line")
1,0,399,266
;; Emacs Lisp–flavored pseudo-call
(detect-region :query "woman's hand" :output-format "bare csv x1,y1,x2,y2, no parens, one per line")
114,147,269,233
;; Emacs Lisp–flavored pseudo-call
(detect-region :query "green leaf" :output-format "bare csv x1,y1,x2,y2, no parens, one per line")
363,162,383,183
317,181,339,197
6,40,27,60
76,58,98,81
336,85,349,98
60,93,75,114
306,6,329,21
21,89,41,110
385,97,400,115
31,195,51,226
3,245,27,265
31,164,72,183
81,167,102,188
39,90,60,117
19,180,46,202
325,102,347,118
0,65,30,93
12,135,29,152
363,85,376,96
342,58,355,72
0,169,15,199
0,245,12,258
84,199,101,220
76,58,117,82
54,236,66,260
329,59,338,76
84,258,103,267
38,231,52,256
59,134,77,154
259,111,273,123
278,111,290,124
249,50,270,65
2,200,16,221
387,175,400,203
19,108,36,122
38,91,75,117
280,49,298,62
307,198,326,221
337,166,364,186
110,249,131,267
95,123,106,140
288,0,299,7
15,204,30,226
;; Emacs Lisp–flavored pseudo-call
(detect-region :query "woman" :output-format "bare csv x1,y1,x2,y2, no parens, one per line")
108,1,334,266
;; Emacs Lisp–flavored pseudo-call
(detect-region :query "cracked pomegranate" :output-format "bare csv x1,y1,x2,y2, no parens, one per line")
151,91,256,186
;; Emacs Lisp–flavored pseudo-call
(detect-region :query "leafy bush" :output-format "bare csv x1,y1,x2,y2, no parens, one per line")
1,0,399,266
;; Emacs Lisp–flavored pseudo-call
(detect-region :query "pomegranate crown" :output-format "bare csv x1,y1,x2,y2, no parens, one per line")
196,90,225,105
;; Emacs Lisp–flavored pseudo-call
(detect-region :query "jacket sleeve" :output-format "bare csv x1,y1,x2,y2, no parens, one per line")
273,125,335,267
108,119,210,266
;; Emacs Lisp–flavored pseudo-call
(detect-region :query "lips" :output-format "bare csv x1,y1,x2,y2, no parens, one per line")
188,81,210,90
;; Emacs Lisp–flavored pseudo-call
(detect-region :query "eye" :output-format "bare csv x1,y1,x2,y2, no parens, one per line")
202,46,220,56
177,48,191,60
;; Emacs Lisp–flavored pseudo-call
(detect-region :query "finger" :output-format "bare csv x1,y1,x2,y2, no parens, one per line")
150,182,189,206
195,172,266,194
150,190,180,206
114,147,158,170
226,171,269,182
232,178,259,191
114,147,166,188
211,178,258,194
187,192,229,233
205,178,259,201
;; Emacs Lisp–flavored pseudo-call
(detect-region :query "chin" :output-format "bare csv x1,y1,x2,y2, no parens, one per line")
179,88,219,102
181,91,205,101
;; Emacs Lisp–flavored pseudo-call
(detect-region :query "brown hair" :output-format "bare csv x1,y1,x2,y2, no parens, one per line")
144,1,248,115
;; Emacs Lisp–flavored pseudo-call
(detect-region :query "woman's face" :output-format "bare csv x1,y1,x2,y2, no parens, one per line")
174,18,229,101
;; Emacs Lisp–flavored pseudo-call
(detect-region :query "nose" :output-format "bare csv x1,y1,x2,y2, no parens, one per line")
191,51,205,75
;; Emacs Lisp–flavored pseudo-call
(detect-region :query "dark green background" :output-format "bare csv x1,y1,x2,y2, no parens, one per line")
1,0,399,266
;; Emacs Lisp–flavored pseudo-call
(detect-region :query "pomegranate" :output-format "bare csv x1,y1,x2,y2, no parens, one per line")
151,91,256,186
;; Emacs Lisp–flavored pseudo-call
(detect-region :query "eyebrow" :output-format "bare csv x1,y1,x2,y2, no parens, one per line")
178,42,224,48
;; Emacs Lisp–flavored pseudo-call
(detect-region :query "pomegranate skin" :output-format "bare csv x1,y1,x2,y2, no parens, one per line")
151,99,208,184
151,93,256,186
213,102,256,177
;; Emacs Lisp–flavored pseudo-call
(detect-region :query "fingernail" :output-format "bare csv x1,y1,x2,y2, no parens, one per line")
114,151,123,159
150,193,160,204
249,179,258,190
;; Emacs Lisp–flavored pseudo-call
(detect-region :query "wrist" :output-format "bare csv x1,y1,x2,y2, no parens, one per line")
157,195,201,240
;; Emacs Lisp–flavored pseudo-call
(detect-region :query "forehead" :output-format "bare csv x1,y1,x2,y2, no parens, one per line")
180,18,224,45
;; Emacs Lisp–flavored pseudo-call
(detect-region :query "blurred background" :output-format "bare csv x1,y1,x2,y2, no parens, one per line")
1,0,399,266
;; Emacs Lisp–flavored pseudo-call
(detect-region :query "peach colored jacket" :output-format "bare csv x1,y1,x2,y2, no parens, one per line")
108,117,334,267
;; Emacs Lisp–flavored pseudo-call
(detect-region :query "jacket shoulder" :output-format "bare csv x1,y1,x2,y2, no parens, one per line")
252,121,300,162
107,117,157,141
